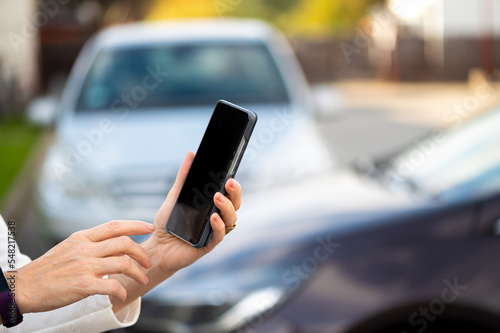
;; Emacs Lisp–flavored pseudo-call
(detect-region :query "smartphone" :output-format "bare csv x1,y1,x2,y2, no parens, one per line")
166,100,257,247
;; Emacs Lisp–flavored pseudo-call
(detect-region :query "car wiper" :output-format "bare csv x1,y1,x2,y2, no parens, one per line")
353,157,432,199
380,168,433,199
352,156,379,178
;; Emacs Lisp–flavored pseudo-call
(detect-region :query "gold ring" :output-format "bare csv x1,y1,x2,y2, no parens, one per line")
225,224,236,235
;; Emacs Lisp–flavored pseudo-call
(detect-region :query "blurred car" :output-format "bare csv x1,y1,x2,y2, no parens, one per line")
32,19,335,240
132,104,500,333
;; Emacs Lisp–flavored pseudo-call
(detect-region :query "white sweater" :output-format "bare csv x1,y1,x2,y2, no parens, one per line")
0,215,141,332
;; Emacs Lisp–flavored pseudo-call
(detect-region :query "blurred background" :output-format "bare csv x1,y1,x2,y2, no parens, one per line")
2,1,500,332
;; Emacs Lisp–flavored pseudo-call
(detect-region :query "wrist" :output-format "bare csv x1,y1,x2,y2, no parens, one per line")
0,269,24,327
6,270,29,315
141,236,175,282
110,236,175,313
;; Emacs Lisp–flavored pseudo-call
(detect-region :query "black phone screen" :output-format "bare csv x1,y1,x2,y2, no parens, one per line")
167,103,250,245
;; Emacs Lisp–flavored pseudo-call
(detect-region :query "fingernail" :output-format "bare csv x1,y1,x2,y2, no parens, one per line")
144,275,149,284
148,257,153,268
212,213,222,224
146,223,155,231
228,179,236,188
216,192,226,203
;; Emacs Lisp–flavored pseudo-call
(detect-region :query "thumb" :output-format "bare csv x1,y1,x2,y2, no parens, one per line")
155,152,195,227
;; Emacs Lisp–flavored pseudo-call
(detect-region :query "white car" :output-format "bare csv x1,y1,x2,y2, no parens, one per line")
33,19,335,240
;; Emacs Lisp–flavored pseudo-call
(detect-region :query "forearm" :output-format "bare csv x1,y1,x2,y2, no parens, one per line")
2,271,142,331
110,238,174,313
0,293,140,332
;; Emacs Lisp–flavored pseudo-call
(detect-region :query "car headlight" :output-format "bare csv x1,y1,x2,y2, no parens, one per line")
38,144,101,198
138,255,303,333
196,287,286,333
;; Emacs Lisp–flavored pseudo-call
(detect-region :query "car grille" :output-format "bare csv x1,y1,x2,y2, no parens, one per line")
111,169,176,208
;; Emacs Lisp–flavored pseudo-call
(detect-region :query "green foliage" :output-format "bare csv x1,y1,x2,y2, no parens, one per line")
275,0,385,37
146,0,384,37
0,117,41,205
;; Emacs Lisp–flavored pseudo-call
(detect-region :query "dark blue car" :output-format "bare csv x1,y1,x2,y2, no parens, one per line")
131,105,500,333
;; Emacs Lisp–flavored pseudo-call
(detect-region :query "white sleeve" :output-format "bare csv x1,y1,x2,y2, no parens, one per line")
0,215,141,332
2,296,141,333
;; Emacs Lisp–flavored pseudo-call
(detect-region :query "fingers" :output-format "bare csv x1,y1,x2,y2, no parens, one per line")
83,220,155,242
95,256,149,286
94,236,152,269
93,278,128,303
225,178,242,211
204,213,225,253
214,192,237,227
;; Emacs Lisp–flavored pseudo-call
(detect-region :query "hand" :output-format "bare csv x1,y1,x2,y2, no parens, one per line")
13,220,155,314
146,151,242,274
109,152,243,312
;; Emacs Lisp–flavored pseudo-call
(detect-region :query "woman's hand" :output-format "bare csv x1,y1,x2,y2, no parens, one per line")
147,151,242,274
110,152,242,312
13,220,155,314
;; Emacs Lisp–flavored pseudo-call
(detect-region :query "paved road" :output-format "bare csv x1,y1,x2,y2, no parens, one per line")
317,107,430,165
1,132,55,259
317,79,500,165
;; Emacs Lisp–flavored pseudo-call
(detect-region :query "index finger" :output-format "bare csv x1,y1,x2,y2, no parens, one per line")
83,220,155,242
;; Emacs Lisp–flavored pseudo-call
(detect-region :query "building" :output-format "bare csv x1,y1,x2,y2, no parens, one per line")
0,0,37,114
371,0,500,80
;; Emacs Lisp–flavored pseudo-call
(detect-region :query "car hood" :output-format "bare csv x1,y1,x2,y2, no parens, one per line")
54,104,334,193
144,168,422,302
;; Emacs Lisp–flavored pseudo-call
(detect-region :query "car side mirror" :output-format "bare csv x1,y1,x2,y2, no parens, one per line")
26,95,58,127
311,84,343,119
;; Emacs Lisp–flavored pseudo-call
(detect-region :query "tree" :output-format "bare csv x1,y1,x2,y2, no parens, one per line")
276,0,383,37
146,0,218,20
145,0,384,37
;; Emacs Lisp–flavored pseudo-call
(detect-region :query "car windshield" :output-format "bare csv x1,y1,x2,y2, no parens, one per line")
75,42,290,111
385,107,500,201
